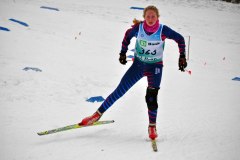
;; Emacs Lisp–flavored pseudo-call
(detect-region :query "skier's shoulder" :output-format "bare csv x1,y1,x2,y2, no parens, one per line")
125,20,141,37
161,24,172,33
161,24,182,37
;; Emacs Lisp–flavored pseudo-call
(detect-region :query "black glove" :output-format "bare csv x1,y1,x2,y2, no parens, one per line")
178,54,187,72
119,54,127,65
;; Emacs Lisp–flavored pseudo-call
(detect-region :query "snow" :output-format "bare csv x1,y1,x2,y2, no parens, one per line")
0,0,240,159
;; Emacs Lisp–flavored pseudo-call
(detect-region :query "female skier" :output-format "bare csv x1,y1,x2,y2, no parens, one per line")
79,5,187,140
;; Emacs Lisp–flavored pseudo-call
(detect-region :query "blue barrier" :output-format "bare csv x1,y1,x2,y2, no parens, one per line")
232,77,240,81
130,7,144,10
40,6,59,11
9,18,29,27
23,67,42,72
86,96,105,103
127,55,134,58
0,26,10,31
130,49,135,52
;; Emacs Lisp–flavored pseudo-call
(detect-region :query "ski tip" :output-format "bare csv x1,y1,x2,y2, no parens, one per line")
37,132,43,136
37,131,47,136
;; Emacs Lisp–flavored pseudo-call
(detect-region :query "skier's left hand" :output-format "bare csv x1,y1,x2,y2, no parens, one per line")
178,54,187,72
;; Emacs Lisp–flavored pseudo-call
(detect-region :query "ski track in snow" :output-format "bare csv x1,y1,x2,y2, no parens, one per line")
0,0,240,160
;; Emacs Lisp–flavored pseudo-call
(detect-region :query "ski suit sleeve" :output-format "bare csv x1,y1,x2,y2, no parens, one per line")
162,25,186,55
120,23,140,55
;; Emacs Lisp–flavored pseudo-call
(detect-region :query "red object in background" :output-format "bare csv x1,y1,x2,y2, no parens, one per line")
185,69,192,75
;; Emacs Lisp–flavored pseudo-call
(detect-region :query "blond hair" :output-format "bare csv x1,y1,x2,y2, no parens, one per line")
132,5,160,25
143,5,160,18
132,18,141,25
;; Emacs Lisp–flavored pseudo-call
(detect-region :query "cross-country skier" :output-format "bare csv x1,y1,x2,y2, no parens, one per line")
79,5,187,140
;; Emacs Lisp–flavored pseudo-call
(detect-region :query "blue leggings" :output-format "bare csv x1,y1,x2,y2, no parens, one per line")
98,59,163,124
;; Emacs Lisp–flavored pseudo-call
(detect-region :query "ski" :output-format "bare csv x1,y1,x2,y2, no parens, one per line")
151,139,158,152
37,120,114,136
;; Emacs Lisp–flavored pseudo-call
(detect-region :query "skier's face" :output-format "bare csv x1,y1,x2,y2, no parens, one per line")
144,10,158,26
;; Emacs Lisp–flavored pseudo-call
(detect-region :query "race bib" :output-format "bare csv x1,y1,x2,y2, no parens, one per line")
135,23,165,63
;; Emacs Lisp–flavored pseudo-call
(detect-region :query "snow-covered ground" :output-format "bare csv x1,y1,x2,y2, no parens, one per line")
0,0,240,159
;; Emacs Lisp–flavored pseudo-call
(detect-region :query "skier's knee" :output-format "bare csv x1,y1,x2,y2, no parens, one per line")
145,87,159,110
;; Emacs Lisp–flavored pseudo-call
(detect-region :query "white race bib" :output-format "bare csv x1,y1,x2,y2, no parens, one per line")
135,23,165,63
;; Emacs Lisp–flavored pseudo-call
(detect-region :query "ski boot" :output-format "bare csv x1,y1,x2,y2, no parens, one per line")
148,125,158,140
79,111,102,126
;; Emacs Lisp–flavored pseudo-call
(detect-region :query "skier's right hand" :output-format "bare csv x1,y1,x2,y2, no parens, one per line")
119,54,127,65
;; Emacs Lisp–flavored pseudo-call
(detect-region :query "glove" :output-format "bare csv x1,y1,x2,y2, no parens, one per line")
119,54,127,65
178,54,187,72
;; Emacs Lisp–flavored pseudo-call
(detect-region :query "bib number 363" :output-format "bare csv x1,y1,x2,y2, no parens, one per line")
139,48,156,55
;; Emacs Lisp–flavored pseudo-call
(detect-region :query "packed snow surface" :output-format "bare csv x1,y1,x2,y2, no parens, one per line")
0,0,240,159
